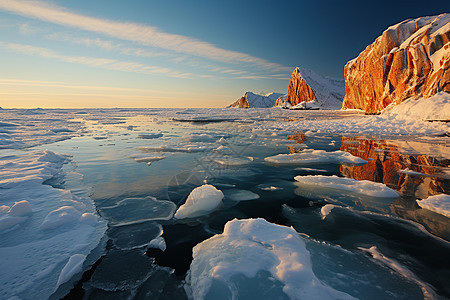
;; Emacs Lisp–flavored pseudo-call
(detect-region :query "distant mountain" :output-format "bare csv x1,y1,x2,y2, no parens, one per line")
228,91,285,108
342,13,450,114
275,67,345,110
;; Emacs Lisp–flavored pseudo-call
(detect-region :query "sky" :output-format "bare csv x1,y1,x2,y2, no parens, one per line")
0,0,448,108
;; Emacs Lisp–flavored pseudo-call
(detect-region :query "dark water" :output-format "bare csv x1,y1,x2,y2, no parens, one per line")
39,116,450,299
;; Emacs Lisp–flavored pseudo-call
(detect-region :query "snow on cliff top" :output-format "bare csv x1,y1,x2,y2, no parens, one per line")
296,67,345,109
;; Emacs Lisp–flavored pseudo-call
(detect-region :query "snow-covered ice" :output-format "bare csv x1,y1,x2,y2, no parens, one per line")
264,149,367,166
0,150,106,299
294,175,400,198
188,218,355,299
416,194,450,218
174,185,224,219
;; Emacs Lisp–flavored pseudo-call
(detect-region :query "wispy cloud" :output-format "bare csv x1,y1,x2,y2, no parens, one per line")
0,42,193,78
0,78,171,94
0,0,290,71
46,32,171,58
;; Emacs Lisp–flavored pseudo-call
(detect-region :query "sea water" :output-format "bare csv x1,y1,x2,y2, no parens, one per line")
8,109,449,299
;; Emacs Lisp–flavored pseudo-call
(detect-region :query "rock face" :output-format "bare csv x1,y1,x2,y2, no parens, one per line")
342,14,450,114
278,67,345,109
229,92,284,108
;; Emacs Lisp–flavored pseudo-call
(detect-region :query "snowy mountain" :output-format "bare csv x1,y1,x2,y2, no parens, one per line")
275,67,345,110
343,13,450,114
228,91,285,108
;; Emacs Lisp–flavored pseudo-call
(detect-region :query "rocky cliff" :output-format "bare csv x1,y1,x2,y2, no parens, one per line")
229,92,284,108
342,14,450,114
278,67,345,109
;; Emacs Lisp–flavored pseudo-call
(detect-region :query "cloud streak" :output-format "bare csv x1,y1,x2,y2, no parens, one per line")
1,42,193,78
0,0,290,71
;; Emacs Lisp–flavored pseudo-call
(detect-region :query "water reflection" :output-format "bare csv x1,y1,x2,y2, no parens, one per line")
339,136,450,239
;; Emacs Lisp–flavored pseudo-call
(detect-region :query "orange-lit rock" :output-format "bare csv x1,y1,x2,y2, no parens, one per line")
342,14,450,114
281,68,345,109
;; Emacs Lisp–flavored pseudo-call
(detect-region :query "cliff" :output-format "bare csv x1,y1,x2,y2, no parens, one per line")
342,14,450,114
277,67,345,109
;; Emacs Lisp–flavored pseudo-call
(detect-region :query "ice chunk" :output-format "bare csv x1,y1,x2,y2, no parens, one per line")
416,194,450,218
147,236,166,251
398,168,427,176
225,189,260,201
174,185,224,219
188,218,355,299
138,145,213,153
265,149,367,166
182,133,221,143
137,133,163,139
134,156,166,163
55,254,86,289
101,196,176,226
320,204,338,219
40,206,82,230
213,156,252,166
294,175,399,198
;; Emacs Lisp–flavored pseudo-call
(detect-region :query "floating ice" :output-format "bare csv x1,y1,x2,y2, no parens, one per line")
101,196,176,226
147,236,167,251
294,175,399,198
174,185,224,219
134,156,166,163
225,189,260,201
264,149,367,166
213,156,252,166
188,218,355,299
295,167,328,173
108,222,163,250
137,133,163,139
399,168,427,176
138,145,213,153
320,204,338,219
182,133,224,143
416,194,450,218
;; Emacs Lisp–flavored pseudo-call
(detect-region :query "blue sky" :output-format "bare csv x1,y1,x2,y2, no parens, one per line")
0,0,448,108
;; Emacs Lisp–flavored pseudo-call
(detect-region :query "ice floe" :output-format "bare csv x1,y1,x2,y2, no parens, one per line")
137,133,163,139
0,150,106,299
188,218,355,299
134,156,167,163
213,156,253,166
294,175,399,198
101,196,176,226
174,185,224,219
416,194,450,218
225,189,260,201
265,149,367,166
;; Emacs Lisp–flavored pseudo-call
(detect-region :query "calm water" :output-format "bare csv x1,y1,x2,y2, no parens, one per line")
35,114,450,299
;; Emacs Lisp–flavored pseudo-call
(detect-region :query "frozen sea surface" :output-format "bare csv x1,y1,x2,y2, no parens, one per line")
0,108,449,299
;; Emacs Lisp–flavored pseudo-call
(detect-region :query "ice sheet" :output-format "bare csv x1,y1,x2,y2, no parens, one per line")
265,149,367,166
188,218,355,299
294,175,399,198
416,194,450,218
